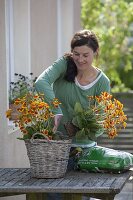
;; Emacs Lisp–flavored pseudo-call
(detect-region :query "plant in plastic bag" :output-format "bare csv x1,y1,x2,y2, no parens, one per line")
71,92,127,141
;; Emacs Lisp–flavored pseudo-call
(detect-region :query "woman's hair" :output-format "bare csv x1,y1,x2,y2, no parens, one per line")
64,30,99,82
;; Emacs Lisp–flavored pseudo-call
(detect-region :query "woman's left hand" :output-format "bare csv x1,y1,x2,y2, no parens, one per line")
53,114,63,133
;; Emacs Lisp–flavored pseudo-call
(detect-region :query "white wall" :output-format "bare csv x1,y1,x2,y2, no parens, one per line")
31,0,81,76
59,0,81,55
0,1,81,199
30,0,58,76
13,0,30,75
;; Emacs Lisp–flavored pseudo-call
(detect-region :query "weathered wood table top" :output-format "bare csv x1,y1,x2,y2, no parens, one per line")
0,168,132,200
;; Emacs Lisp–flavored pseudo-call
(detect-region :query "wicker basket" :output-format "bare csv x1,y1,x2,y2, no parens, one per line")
25,136,72,178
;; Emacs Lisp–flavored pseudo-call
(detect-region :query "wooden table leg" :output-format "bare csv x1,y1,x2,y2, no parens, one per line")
26,193,47,200
63,193,83,200
103,195,115,200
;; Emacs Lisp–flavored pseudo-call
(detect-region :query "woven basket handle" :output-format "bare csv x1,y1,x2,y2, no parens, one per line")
30,132,50,143
30,131,66,143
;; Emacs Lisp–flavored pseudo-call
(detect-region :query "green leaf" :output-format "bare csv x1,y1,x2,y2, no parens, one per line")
75,129,88,142
87,132,96,141
74,102,83,113
25,126,36,136
72,116,83,129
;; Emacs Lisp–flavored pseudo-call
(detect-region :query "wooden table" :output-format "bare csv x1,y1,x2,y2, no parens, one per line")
0,168,132,200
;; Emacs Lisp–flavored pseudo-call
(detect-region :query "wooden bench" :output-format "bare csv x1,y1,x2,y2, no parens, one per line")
97,92,133,154
0,168,132,200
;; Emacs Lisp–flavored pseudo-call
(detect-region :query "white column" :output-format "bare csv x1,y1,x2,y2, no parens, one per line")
0,0,8,166
57,0,81,55
57,0,62,57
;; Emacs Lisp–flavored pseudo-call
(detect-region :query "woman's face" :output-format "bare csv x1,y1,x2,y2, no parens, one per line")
72,45,95,71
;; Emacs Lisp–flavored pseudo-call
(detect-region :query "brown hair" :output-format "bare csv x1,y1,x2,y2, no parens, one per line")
64,30,99,82
71,30,99,53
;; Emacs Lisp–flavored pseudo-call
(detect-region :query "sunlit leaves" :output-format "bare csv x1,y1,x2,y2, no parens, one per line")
81,0,133,91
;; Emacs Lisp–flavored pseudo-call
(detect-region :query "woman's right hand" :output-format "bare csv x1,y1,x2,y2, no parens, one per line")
52,114,63,133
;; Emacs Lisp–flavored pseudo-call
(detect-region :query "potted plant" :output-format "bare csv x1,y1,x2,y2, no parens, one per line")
9,73,37,120
6,92,72,178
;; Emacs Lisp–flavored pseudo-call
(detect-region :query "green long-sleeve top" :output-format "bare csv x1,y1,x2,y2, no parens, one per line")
35,56,110,148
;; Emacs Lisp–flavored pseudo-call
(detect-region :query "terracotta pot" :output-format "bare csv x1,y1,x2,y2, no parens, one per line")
64,122,79,137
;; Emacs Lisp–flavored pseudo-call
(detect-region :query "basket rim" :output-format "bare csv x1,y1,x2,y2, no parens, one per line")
24,138,72,144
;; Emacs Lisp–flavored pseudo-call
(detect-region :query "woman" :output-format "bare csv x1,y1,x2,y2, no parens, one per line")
35,29,110,200
35,29,110,147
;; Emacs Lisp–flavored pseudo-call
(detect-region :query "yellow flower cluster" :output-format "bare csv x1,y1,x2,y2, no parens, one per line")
6,93,61,140
91,92,127,138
